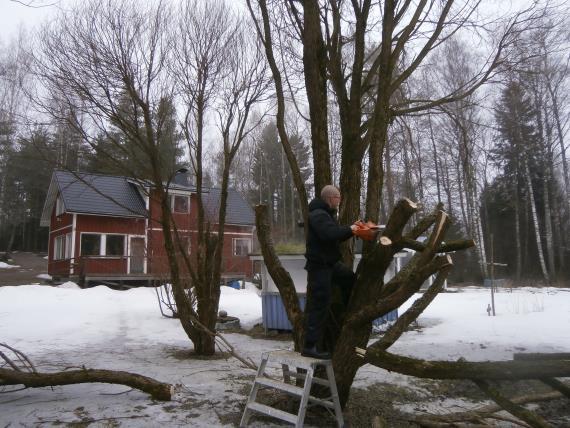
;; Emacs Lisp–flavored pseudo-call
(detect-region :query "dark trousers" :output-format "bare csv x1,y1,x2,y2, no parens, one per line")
303,261,355,348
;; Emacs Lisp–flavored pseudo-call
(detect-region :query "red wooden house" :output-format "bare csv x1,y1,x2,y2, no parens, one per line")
40,170,255,286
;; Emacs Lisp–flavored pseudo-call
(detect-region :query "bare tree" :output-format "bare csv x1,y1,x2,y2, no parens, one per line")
247,0,544,406
31,0,267,356
0,31,33,253
167,0,270,354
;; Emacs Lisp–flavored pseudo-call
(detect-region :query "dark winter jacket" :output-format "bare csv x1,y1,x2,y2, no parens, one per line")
304,198,353,269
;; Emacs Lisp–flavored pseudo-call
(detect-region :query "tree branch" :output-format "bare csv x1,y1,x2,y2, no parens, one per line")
369,262,452,352
254,204,304,348
474,379,552,428
401,237,476,253
355,349,570,380
0,368,172,401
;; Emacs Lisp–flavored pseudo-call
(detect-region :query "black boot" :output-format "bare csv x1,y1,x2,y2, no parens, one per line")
301,344,331,360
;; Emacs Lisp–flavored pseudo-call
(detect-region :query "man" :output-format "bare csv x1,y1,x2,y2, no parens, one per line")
302,185,375,359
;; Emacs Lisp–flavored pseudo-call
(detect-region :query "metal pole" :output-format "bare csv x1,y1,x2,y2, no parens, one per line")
490,233,496,316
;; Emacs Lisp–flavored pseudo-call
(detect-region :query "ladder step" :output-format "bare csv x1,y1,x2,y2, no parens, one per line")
255,377,337,410
246,401,298,424
255,376,304,396
264,349,333,370
283,369,331,387
308,395,335,409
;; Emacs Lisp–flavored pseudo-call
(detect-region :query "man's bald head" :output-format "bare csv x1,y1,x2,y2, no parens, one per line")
321,185,341,209
321,185,340,199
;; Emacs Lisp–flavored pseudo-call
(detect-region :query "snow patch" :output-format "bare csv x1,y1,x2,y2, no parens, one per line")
0,261,19,268
0,284,568,426
57,281,80,289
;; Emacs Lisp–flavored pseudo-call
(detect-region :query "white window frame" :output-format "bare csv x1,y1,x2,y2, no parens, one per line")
233,238,252,256
104,234,127,257
54,235,65,260
64,233,73,259
79,233,126,258
80,233,102,256
170,193,191,214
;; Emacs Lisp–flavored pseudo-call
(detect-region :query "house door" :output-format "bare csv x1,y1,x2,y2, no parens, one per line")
129,237,145,274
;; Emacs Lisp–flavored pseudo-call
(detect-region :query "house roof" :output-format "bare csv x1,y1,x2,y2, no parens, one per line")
40,170,255,227
40,171,147,226
202,188,255,226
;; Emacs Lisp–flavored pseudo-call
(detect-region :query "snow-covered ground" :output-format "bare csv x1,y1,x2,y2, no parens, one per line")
0,261,20,268
0,283,569,426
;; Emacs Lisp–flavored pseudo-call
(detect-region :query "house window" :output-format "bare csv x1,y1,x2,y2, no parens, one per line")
106,235,125,256
171,194,190,213
81,234,101,256
54,235,65,260
64,233,73,259
233,238,251,256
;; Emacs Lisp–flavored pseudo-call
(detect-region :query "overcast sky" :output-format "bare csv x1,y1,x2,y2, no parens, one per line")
0,0,67,43
1,0,533,44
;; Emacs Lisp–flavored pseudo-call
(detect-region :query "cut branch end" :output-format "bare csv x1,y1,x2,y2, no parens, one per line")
355,347,367,358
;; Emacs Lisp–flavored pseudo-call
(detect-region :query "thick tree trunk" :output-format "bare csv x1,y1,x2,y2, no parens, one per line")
158,190,200,347
302,0,331,194
363,0,396,225
0,368,172,401
193,329,216,355
338,153,364,228
195,279,218,356
332,325,373,406
254,205,304,349
194,153,233,356
365,119,388,224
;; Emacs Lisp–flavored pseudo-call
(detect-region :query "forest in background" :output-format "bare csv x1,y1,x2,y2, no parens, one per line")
0,0,569,284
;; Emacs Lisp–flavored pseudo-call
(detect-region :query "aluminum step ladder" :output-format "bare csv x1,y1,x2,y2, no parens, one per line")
240,349,344,427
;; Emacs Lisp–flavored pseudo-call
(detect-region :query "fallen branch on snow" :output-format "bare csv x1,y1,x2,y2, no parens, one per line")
0,343,172,401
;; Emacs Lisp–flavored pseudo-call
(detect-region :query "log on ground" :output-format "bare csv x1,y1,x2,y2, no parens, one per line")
0,367,172,401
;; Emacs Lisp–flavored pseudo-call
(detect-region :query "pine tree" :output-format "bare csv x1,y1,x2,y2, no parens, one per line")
86,95,183,178
491,80,550,282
